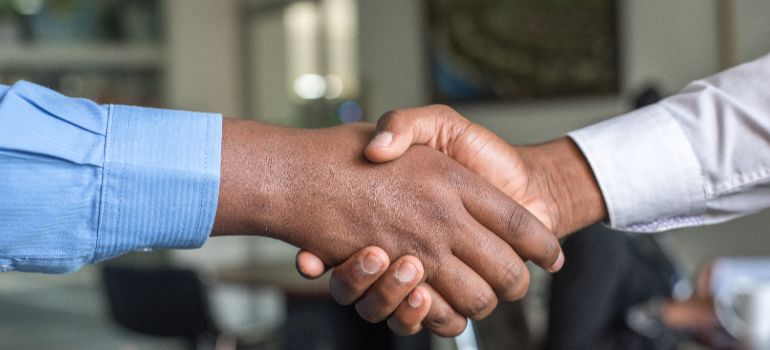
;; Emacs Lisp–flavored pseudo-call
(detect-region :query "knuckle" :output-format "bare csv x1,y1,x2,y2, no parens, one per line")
425,174,453,196
389,312,421,335
328,273,358,305
466,291,496,320
544,239,560,263
433,321,467,338
424,306,468,337
431,104,473,136
497,260,526,301
430,104,458,117
508,268,531,301
329,287,355,306
505,205,529,238
386,318,403,334
355,301,386,323
378,109,404,127
424,308,452,329
420,251,447,281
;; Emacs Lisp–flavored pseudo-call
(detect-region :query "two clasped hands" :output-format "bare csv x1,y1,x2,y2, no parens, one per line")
212,105,608,337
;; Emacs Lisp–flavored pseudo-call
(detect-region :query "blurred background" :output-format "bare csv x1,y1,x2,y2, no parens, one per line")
0,0,769,349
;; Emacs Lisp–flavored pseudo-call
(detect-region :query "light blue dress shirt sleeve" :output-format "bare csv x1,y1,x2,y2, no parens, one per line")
0,81,222,273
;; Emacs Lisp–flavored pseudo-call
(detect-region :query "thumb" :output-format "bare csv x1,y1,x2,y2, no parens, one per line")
295,249,329,279
365,105,466,163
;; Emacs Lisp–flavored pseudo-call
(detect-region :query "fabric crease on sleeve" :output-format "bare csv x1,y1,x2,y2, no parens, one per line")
568,104,706,232
0,81,222,273
94,104,222,263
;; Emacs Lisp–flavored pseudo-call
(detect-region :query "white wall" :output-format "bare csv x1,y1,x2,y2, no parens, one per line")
165,0,242,117
735,0,770,63
357,0,428,117
357,0,770,270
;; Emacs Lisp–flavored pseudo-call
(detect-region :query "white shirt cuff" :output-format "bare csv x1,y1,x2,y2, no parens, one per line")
568,105,706,232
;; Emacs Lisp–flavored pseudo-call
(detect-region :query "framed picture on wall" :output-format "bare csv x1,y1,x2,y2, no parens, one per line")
427,0,619,103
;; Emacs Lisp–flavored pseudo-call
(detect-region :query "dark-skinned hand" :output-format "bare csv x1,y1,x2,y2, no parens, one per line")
213,119,563,334
296,105,607,335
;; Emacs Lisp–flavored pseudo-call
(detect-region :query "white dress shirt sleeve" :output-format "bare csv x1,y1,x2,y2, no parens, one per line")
569,53,770,232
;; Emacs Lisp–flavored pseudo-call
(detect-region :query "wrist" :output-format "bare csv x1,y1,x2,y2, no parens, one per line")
213,121,378,266
518,137,607,236
212,118,296,239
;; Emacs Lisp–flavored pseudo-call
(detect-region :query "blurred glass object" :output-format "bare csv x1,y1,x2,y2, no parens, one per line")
712,258,770,341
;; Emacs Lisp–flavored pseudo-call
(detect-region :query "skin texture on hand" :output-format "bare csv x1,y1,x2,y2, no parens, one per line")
364,105,607,236
211,118,562,331
365,106,559,232
297,105,607,335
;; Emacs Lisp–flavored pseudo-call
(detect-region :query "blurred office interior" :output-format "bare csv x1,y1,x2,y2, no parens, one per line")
0,0,769,349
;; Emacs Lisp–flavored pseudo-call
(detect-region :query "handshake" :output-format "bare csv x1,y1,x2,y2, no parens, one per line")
213,105,608,336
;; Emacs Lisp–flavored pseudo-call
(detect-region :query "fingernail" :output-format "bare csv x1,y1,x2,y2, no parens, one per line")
408,291,423,308
396,262,417,283
549,251,565,272
370,132,393,148
361,254,382,275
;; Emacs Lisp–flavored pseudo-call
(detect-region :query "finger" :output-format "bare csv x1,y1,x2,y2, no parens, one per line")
328,246,390,305
453,216,531,301
355,256,424,322
460,178,564,273
421,284,468,337
386,284,432,335
365,105,471,163
296,249,329,279
428,255,498,321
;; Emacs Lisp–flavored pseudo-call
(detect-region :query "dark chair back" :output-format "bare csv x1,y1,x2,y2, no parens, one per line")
102,266,216,340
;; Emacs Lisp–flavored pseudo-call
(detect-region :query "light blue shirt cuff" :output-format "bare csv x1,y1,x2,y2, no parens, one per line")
94,105,222,263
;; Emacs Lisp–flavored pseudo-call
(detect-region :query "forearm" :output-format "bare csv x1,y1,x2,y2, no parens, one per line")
518,137,608,236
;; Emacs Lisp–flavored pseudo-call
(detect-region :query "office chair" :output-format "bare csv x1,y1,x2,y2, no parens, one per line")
102,266,235,350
